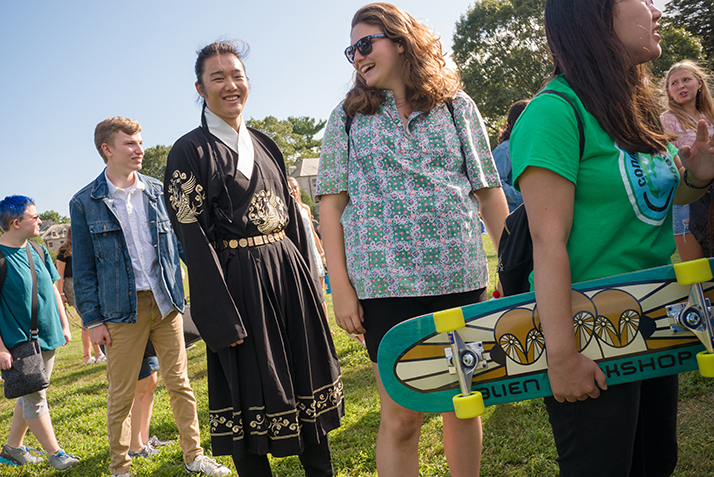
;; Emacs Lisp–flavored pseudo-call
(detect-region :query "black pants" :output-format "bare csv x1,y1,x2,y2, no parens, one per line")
545,375,678,477
232,439,334,477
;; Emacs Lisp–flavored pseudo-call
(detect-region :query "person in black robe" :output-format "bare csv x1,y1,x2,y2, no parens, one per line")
164,40,344,477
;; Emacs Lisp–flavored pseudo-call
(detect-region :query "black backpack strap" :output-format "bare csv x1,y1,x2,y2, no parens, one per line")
445,98,455,120
344,107,353,168
537,89,585,161
345,114,353,136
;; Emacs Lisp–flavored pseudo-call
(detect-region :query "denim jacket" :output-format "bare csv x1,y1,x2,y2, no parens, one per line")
70,170,185,327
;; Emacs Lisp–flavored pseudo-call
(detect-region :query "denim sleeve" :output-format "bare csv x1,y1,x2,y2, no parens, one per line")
69,198,104,327
493,141,523,208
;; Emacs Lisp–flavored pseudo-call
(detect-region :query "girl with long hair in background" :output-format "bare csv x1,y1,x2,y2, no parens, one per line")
661,60,714,258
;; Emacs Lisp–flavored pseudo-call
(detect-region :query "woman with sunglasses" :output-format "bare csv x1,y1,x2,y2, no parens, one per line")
317,3,508,476
510,1,714,475
164,40,344,477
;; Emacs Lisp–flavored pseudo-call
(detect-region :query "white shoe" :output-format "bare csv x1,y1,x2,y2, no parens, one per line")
84,355,96,365
185,455,231,476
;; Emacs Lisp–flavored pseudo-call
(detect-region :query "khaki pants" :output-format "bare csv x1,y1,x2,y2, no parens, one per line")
105,291,202,474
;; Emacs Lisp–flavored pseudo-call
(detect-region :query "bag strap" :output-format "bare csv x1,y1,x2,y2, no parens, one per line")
25,243,39,340
537,89,585,161
0,248,6,297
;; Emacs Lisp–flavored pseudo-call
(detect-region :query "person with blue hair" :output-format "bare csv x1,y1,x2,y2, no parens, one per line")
0,195,79,470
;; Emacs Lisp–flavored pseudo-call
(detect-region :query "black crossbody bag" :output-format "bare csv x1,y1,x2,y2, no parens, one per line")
0,242,51,399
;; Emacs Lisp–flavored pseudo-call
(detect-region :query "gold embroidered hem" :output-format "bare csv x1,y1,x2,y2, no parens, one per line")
209,378,344,443
297,378,344,422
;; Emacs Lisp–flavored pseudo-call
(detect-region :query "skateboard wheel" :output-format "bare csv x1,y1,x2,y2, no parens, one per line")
696,351,714,378
434,308,465,334
453,392,485,419
673,258,713,285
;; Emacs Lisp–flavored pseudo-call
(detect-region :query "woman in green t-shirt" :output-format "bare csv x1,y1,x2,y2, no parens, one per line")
510,0,714,476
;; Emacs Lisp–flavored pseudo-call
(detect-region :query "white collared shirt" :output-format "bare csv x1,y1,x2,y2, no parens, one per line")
204,106,254,179
105,171,172,318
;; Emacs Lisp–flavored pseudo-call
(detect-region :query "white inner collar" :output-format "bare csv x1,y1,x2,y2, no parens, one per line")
204,107,254,180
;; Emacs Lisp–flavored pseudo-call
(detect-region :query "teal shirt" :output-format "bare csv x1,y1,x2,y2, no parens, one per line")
0,243,65,351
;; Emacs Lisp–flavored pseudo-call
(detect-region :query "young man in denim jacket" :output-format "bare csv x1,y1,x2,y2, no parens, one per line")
70,117,231,477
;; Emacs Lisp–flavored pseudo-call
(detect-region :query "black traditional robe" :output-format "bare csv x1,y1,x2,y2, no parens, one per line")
165,116,343,458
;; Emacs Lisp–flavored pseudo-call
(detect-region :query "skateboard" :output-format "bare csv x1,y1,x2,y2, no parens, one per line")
377,258,714,418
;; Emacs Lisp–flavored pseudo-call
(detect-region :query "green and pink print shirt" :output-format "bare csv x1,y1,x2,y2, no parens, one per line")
316,90,500,299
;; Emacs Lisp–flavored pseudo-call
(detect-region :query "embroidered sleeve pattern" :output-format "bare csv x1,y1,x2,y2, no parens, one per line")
167,170,206,224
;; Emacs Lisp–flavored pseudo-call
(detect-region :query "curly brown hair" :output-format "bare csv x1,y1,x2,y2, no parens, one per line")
343,3,461,118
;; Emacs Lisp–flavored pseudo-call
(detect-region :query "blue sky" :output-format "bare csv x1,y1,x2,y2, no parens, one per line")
0,0,666,217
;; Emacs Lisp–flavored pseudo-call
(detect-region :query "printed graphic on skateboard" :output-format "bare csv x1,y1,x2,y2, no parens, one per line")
377,259,714,417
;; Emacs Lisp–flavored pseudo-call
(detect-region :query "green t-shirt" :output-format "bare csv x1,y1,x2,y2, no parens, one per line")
0,243,65,351
510,76,679,284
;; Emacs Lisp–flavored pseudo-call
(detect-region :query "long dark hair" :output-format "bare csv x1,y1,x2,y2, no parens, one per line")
498,100,530,144
343,3,461,117
544,0,674,154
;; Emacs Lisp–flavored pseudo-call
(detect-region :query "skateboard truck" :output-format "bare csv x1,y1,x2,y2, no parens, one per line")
671,258,714,377
444,337,487,380
434,308,486,419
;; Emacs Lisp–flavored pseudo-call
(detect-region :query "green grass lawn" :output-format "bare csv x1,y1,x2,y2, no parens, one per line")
0,236,713,476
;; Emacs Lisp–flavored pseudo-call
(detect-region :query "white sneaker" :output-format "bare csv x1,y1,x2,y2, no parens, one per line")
185,455,231,476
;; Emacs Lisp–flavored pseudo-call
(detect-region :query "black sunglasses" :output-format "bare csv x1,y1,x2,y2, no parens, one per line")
344,33,388,64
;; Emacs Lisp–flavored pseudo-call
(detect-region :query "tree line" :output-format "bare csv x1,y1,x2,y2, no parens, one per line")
454,0,711,144
39,0,710,222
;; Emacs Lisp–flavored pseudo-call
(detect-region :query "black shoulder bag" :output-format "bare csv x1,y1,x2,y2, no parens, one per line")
1,243,51,399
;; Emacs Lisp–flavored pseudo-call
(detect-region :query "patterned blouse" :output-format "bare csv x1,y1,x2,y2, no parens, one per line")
661,112,714,149
316,90,500,299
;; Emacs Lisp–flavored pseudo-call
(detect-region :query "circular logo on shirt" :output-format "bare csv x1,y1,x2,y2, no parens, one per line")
618,144,678,226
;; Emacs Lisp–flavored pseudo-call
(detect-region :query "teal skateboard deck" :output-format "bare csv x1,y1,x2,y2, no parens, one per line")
377,259,714,414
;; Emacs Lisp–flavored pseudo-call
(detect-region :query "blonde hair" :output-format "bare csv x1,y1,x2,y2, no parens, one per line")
662,60,714,131
343,3,462,117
